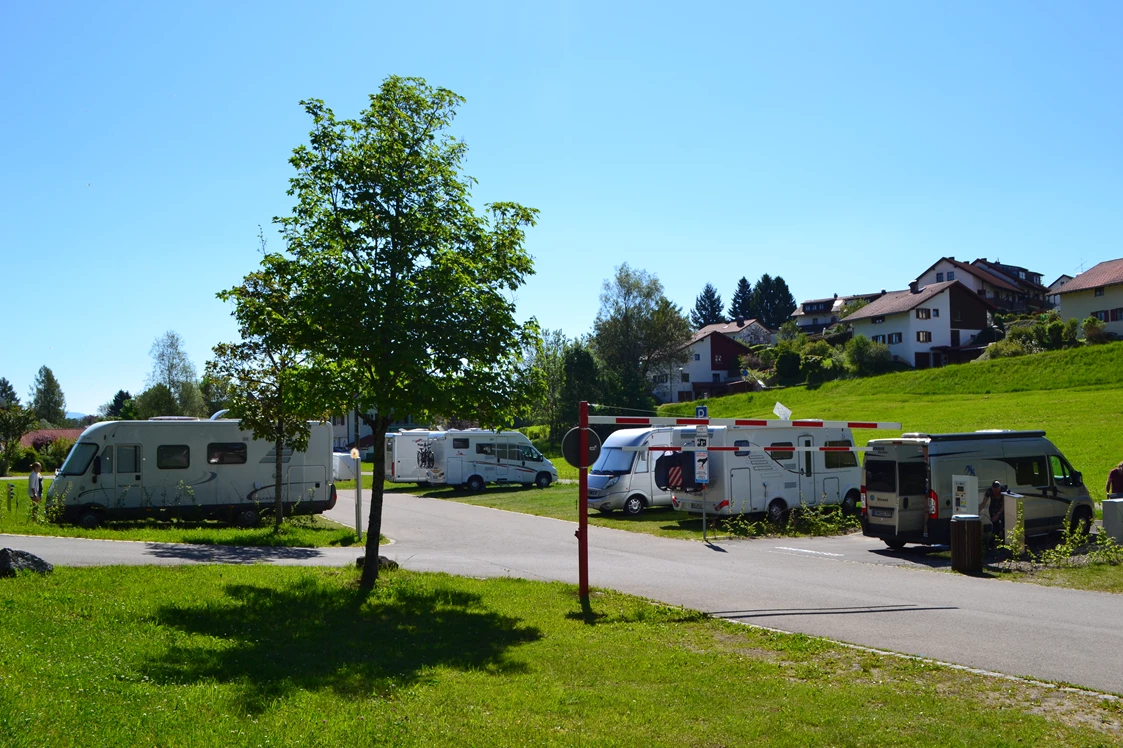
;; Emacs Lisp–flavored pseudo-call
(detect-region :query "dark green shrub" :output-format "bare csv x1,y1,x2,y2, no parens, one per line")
776,351,803,385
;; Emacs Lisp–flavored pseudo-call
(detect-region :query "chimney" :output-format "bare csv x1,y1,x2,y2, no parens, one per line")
833,293,838,299
909,280,920,294
736,316,745,327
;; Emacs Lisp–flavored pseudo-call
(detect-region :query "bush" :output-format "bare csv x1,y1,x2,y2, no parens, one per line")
775,351,803,385
844,335,892,377
14,447,39,472
979,339,1030,360
1082,316,1110,345
0,456,8,477
42,438,74,471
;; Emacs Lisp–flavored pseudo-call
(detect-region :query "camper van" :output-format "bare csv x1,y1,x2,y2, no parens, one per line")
665,423,863,522
384,429,558,490
586,428,674,515
47,418,336,528
863,430,1094,550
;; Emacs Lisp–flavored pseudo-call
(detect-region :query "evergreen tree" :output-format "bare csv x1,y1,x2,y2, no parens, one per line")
29,366,66,425
752,274,798,329
689,283,725,329
727,276,756,321
0,377,17,408
99,389,132,418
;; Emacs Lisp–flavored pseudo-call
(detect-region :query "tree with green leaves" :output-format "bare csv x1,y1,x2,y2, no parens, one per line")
0,378,17,409
134,384,178,420
529,329,569,444
592,263,693,412
0,403,37,474
147,331,206,416
559,340,600,428
98,390,132,418
690,283,725,329
727,276,756,321
751,274,798,329
272,77,541,589
209,265,333,527
29,366,66,425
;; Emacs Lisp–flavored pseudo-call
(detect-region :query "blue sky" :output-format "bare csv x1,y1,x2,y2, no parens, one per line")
4,0,1121,414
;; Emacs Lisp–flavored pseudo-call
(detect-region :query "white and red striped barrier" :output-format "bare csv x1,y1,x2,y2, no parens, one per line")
623,445,872,453
588,416,901,430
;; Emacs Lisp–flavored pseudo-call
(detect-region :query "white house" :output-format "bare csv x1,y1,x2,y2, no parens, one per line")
1056,258,1123,337
329,411,420,452
791,291,885,334
915,258,1025,311
652,319,771,403
844,280,995,368
1047,274,1074,309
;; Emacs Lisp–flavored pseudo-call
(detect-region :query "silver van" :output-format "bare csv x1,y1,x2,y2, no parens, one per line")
863,430,1094,550
586,428,673,515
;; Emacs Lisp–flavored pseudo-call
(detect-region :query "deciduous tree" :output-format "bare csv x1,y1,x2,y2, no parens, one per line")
592,264,692,412
134,384,178,420
29,366,66,425
0,404,36,473
273,77,541,589
530,329,568,444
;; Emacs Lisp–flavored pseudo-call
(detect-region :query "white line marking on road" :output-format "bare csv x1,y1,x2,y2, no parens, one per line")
773,546,843,557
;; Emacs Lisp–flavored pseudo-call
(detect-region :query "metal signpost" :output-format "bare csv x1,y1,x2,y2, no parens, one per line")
561,402,602,603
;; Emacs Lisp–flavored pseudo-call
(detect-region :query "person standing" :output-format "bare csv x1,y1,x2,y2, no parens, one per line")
983,480,1005,541
1107,461,1123,498
28,461,43,516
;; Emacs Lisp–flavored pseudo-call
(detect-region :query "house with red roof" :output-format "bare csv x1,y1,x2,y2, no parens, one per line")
914,257,1030,311
844,280,996,368
653,318,774,403
1055,258,1123,337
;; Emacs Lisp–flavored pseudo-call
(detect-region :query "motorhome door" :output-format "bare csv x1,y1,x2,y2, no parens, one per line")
798,436,817,505
116,444,143,504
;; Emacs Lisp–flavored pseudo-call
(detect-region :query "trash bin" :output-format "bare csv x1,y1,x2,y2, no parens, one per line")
950,514,982,574
1104,498,1123,543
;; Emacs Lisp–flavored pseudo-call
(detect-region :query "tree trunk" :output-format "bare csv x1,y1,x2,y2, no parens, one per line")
358,413,393,590
274,432,284,528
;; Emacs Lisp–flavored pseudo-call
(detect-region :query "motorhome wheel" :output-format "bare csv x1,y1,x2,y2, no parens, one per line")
623,495,644,516
884,539,906,551
767,499,787,525
535,472,551,489
466,475,485,492
77,508,101,530
235,508,260,528
842,490,859,515
417,481,431,488
1070,506,1093,536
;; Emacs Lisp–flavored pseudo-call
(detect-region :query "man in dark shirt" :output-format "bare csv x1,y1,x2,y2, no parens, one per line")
984,480,1005,541
1107,461,1123,498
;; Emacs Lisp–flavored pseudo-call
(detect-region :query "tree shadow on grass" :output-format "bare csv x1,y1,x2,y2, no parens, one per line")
141,573,542,714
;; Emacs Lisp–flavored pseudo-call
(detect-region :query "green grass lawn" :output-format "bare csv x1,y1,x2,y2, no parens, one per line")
0,478,360,548
1,565,1117,747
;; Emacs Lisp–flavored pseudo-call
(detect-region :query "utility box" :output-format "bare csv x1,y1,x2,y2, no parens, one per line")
1103,499,1123,543
952,475,979,515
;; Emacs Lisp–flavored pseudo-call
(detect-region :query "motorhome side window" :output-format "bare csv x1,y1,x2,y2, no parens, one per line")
157,445,190,470
734,440,752,457
476,443,495,456
1012,456,1048,486
452,438,468,450
99,446,113,476
207,443,247,465
1050,455,1080,486
769,442,794,461
824,440,858,468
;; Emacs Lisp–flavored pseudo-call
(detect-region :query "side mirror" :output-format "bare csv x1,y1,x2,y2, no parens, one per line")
93,458,101,476
1073,471,1083,486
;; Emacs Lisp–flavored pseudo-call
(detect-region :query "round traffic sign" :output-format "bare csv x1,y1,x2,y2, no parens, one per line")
561,427,602,468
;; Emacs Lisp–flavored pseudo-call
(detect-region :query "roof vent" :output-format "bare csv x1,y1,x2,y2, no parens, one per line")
909,280,920,294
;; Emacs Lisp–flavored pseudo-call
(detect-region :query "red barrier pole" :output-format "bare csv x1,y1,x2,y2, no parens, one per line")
578,400,589,600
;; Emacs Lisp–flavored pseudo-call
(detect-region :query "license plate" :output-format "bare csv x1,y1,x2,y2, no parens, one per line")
871,508,894,518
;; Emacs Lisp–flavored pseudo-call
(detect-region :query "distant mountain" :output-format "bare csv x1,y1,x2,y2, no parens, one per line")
66,411,88,421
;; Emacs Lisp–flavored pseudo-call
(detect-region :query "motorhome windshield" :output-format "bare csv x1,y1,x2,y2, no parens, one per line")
59,443,98,476
591,447,635,476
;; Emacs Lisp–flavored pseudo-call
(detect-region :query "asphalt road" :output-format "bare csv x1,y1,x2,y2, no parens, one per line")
331,489,1123,695
5,490,1122,694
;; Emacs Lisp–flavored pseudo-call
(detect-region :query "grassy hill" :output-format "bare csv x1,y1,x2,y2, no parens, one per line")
661,342,1123,501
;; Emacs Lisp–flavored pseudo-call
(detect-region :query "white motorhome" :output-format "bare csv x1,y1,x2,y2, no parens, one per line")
47,418,336,528
384,429,558,490
665,423,864,522
863,430,1094,550
586,428,674,515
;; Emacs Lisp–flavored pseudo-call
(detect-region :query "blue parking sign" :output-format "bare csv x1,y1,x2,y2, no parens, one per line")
695,405,708,418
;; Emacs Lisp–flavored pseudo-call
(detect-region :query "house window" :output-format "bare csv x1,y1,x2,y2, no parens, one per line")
1110,308,1123,322
811,317,818,325
872,316,885,324
681,373,690,383
1094,310,1109,322
157,445,190,470
936,272,944,282
871,335,886,344
1095,287,1105,297
1019,270,1026,279
977,289,986,297
947,271,955,281
917,331,932,343
953,310,961,322
654,374,668,384
694,353,701,361
888,332,902,344
916,308,930,320
712,373,721,383
932,308,939,317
